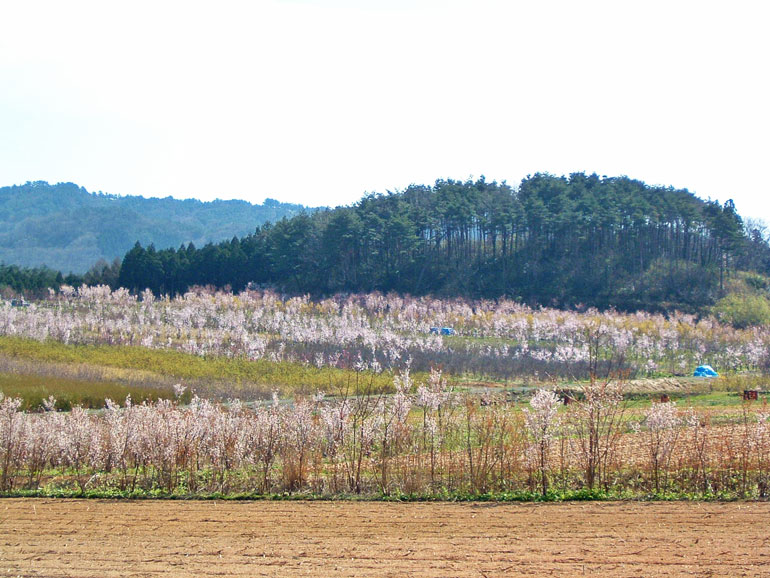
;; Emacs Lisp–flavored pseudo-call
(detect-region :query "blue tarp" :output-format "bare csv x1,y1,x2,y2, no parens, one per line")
430,327,456,336
693,364,719,377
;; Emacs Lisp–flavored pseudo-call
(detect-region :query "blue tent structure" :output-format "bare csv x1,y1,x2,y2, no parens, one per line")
429,327,456,336
693,365,718,377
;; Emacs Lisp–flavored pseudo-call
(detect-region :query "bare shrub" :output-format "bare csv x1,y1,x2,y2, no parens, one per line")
568,378,626,491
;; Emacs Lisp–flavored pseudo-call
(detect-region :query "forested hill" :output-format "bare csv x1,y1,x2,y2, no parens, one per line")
118,173,770,313
0,181,309,273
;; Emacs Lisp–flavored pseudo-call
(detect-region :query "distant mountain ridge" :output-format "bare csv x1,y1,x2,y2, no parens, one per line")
0,181,311,273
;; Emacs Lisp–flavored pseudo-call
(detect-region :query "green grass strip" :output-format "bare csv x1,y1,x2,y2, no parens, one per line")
0,336,399,396
0,488,752,502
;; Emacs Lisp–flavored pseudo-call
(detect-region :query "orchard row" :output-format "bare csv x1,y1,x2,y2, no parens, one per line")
1,375,767,498
2,286,768,379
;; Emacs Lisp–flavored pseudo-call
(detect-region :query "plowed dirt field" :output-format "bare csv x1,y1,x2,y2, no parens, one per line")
1,499,769,577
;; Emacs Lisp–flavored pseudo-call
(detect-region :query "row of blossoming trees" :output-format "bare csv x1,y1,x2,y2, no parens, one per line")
1,374,768,497
1,285,769,379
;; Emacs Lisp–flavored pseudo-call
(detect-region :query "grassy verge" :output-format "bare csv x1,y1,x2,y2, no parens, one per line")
0,336,401,399
0,487,750,502
0,372,173,410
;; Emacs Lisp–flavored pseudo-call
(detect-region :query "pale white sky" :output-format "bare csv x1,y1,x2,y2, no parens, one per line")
1,0,769,223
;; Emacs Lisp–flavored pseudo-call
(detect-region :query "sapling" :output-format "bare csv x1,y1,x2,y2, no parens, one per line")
636,401,680,493
524,389,561,496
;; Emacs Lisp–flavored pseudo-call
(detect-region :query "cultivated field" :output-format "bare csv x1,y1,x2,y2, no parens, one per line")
2,288,770,500
1,499,769,577
2,289,770,576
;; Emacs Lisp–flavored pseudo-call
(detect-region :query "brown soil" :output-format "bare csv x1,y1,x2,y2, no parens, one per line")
1,499,769,577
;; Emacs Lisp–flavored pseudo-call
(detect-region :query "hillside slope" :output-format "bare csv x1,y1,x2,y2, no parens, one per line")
117,173,770,313
0,181,310,273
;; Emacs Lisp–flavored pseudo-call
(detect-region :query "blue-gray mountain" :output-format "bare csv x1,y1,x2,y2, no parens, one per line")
0,181,310,273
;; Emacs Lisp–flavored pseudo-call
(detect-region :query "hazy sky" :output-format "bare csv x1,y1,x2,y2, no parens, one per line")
2,0,769,223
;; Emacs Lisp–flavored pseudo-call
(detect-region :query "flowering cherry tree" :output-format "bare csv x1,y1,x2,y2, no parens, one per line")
524,389,561,495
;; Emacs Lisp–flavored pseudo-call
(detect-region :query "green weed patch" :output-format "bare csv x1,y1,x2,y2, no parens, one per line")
0,336,402,398
0,372,172,411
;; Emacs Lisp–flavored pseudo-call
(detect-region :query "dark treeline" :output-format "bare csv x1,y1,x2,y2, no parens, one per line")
0,258,121,299
113,173,770,313
0,264,64,297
